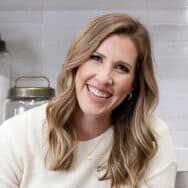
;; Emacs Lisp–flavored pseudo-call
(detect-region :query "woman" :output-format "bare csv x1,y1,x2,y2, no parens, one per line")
0,13,177,188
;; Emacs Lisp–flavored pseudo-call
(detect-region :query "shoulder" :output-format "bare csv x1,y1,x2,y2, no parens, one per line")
149,116,168,135
0,104,48,186
149,116,173,146
149,116,175,157
146,115,177,177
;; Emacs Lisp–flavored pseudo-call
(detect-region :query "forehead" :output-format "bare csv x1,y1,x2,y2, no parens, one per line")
96,34,138,64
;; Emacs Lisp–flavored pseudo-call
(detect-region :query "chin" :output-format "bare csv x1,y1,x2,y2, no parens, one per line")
80,106,110,117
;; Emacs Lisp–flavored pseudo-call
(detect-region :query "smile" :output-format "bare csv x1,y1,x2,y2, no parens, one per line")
87,85,112,99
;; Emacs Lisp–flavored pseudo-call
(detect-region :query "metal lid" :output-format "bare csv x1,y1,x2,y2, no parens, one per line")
8,76,55,99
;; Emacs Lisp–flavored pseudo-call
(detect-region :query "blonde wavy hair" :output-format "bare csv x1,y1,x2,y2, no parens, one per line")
46,13,159,188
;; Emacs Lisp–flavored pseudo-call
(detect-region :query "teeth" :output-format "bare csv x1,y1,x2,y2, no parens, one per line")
88,85,111,98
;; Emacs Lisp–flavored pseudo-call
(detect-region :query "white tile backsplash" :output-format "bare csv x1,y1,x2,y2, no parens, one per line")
0,10,42,23
153,41,188,57
43,11,96,27
148,9,188,25
171,131,188,147
43,0,148,10
155,57,188,79
0,0,43,11
0,4,188,180
150,24,188,41
148,0,188,9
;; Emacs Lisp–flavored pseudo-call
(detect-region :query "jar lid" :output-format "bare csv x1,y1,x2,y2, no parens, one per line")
8,76,55,99
8,87,55,99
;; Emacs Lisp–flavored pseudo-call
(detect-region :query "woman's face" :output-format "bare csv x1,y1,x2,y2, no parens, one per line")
75,34,137,117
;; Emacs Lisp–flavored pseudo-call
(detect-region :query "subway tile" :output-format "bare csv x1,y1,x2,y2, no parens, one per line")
42,10,147,45
148,9,188,25
42,42,67,89
153,41,188,58
156,109,188,131
0,0,43,11
42,24,80,44
149,24,188,41
43,11,96,27
94,9,148,24
157,79,188,97
10,55,42,76
156,79,188,131
42,11,97,48
171,131,188,147
157,95,188,120
0,22,42,43
43,0,147,10
154,57,188,79
148,0,188,9
0,10,42,23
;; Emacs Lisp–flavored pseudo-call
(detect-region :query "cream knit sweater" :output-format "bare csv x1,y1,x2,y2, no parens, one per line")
0,104,177,188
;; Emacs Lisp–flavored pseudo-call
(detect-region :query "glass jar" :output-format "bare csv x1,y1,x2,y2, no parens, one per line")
0,33,10,124
3,76,55,121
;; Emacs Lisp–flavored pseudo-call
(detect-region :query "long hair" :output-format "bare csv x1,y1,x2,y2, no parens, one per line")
46,13,159,188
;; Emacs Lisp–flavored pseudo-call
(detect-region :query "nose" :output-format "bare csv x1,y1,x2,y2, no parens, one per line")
95,66,113,85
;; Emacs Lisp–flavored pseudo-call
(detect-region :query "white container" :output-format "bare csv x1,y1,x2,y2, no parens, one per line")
0,34,9,125
3,76,55,121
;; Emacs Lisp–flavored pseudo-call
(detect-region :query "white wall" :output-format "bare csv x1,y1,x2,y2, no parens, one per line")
0,1,188,187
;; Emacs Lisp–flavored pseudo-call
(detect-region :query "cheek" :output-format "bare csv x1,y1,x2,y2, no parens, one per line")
75,64,87,82
77,62,90,76
116,77,134,96
75,63,92,88
75,69,83,92
76,62,96,82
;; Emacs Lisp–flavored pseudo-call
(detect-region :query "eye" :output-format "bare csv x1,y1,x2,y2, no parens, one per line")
115,64,130,73
90,54,103,63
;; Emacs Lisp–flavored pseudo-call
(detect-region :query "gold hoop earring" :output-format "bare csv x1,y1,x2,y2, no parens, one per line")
127,92,132,101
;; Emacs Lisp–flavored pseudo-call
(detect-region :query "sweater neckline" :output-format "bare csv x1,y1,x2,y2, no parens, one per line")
77,126,113,146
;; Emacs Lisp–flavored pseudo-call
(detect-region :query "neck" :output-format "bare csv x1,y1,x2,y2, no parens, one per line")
73,107,111,141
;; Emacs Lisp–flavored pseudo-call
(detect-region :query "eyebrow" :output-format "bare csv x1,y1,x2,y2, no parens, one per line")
94,51,133,69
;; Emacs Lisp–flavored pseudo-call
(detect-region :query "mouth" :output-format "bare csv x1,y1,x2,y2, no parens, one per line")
86,84,112,99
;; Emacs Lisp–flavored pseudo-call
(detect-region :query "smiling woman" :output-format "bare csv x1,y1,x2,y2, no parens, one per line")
0,13,177,188
75,35,136,119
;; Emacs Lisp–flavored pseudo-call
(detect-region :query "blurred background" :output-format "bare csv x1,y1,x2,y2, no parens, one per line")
0,0,188,187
